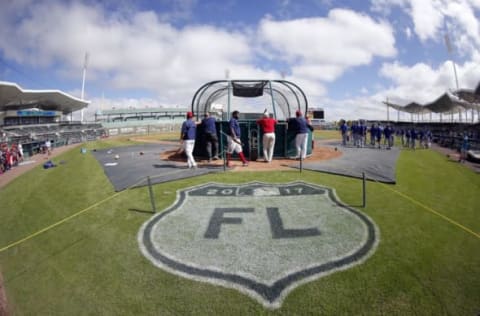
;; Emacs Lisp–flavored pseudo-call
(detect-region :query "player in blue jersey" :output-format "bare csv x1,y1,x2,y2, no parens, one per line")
288,110,311,159
369,124,376,147
384,125,393,149
180,111,197,168
202,112,219,162
226,110,249,167
360,121,367,148
410,128,417,150
459,133,469,163
375,124,383,149
340,120,348,146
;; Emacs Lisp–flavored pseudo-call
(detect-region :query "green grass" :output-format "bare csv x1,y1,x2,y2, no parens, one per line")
314,129,341,140
129,131,180,142
0,138,479,315
85,132,179,149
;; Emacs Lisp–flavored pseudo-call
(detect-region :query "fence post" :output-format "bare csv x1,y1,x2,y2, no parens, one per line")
362,172,366,208
147,176,157,213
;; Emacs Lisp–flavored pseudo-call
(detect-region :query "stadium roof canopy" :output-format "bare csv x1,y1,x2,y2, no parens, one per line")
383,81,480,114
0,81,89,114
454,80,480,104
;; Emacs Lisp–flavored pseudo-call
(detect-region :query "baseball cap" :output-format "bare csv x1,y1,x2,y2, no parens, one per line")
186,111,193,118
295,110,302,116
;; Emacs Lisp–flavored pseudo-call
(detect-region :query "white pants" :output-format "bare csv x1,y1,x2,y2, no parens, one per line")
183,140,197,168
295,133,308,159
262,132,275,162
227,136,243,154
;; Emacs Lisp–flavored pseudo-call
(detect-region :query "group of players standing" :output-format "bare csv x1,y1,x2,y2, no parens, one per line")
180,109,312,168
340,120,433,150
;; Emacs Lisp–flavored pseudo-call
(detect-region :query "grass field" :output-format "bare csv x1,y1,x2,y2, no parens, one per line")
0,131,479,315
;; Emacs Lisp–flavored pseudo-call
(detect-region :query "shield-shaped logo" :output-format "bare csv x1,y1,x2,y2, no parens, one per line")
138,181,379,308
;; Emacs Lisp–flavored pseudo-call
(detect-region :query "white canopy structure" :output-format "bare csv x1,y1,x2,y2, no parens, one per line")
454,81,480,104
383,81,480,122
384,92,478,114
0,81,89,114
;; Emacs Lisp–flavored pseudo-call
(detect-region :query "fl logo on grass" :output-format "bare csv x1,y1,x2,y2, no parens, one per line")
138,181,379,309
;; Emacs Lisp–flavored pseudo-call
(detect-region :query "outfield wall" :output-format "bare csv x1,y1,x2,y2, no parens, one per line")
103,122,182,137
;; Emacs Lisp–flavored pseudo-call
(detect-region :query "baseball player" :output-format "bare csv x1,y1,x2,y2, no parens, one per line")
288,110,311,160
180,111,197,168
256,110,277,163
226,110,249,167
202,112,219,162
340,120,348,146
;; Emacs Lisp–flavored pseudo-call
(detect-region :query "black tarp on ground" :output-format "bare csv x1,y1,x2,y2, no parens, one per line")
91,144,223,191
293,141,401,183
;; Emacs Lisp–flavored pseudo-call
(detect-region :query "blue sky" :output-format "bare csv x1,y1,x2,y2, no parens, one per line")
0,0,479,120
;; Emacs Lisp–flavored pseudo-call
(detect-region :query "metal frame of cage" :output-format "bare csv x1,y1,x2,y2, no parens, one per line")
191,80,309,120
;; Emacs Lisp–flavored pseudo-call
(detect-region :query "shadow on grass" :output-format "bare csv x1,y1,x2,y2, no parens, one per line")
348,204,366,208
128,208,155,215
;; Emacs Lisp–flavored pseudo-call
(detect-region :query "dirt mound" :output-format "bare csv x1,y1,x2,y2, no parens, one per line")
158,142,341,171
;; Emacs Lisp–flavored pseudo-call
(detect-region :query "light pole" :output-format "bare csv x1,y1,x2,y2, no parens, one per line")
81,52,89,122
444,30,463,122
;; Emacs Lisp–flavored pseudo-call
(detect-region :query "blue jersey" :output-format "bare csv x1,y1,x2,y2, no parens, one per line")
384,126,392,138
361,125,367,135
410,129,417,139
462,136,469,150
289,117,309,134
229,117,241,138
340,123,347,134
181,119,196,140
351,124,357,134
202,116,217,134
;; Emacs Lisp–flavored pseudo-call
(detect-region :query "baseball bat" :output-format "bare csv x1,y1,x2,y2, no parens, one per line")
219,131,244,146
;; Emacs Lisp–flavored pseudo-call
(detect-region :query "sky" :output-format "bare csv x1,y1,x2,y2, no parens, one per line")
0,0,479,121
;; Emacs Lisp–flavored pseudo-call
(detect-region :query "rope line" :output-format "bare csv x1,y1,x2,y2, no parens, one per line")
0,174,152,254
375,180,480,240
0,166,212,254
2,167,477,254
0,191,125,253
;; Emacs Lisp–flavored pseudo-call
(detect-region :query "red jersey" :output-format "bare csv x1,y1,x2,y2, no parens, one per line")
256,118,277,133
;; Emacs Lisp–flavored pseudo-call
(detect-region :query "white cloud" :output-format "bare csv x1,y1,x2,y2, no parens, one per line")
258,9,396,82
319,96,392,121
405,26,412,39
366,0,480,120
0,3,399,119
443,1,480,58
467,0,480,9
378,60,480,104
0,0,276,108
67,95,172,121
370,0,408,15
371,0,480,58
0,0,477,122
408,0,444,42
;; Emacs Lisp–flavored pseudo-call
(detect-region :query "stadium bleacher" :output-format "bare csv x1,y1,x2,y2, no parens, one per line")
389,122,480,151
1,123,106,156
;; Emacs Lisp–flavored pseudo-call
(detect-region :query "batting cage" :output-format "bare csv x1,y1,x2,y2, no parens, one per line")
191,80,313,160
